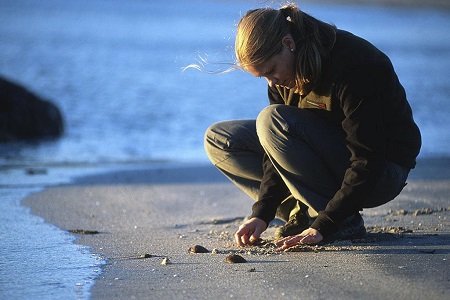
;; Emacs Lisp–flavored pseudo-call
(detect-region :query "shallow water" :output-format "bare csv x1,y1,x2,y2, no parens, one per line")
0,188,103,299
0,0,449,299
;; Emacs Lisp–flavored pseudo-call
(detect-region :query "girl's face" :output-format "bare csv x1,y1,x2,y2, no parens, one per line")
246,34,296,90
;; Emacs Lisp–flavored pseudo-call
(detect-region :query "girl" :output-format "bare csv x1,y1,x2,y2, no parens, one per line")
204,4,421,250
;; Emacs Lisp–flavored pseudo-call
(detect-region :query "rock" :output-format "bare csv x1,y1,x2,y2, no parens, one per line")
0,76,64,142
188,245,209,253
225,254,247,263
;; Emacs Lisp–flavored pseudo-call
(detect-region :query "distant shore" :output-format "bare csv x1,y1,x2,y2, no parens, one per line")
302,0,450,9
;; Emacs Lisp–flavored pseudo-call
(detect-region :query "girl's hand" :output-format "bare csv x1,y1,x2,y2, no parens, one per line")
234,217,267,247
275,228,323,251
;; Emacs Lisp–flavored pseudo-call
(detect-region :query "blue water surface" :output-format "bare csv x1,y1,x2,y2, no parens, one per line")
0,188,104,300
0,0,449,299
0,0,448,165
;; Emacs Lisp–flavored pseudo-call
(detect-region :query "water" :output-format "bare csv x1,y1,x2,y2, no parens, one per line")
0,0,449,299
0,188,104,300
0,1,449,166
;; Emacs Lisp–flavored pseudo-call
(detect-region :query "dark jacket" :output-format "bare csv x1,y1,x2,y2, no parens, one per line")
251,30,421,238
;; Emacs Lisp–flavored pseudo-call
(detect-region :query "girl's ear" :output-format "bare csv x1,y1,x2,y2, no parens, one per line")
282,34,295,52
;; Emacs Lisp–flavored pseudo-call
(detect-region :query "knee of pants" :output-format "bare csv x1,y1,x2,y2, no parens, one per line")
204,122,226,159
256,105,286,148
204,120,243,165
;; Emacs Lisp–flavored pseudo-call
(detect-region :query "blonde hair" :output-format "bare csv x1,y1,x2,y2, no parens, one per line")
235,4,336,94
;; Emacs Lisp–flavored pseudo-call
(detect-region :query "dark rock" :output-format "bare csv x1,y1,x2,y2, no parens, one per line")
188,245,209,253
225,254,247,263
0,76,64,142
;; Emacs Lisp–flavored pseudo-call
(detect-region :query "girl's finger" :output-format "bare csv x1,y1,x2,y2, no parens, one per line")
285,236,302,246
242,233,250,245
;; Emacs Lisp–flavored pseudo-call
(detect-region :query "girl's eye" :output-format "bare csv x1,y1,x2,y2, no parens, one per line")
257,67,274,78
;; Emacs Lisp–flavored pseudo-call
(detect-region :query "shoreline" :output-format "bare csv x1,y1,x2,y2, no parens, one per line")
21,156,450,299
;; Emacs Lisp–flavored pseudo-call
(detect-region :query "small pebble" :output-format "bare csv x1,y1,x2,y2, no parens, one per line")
225,254,247,263
188,245,209,253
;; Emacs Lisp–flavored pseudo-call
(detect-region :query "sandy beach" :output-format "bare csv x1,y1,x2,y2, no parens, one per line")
23,157,450,299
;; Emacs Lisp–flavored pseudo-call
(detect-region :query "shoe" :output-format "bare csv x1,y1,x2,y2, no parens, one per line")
323,213,366,243
274,210,310,239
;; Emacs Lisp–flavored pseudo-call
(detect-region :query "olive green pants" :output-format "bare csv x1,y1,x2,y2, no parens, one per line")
205,105,409,222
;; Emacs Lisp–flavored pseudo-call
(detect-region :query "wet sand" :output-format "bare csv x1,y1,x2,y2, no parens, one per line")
23,157,450,299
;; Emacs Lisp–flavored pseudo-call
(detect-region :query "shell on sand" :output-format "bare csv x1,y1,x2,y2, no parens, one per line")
161,257,171,265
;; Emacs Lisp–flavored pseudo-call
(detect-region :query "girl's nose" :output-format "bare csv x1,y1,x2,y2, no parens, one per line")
266,77,277,87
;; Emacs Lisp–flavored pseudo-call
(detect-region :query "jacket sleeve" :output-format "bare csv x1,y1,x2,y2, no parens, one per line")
250,86,290,224
250,153,291,224
310,62,392,237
